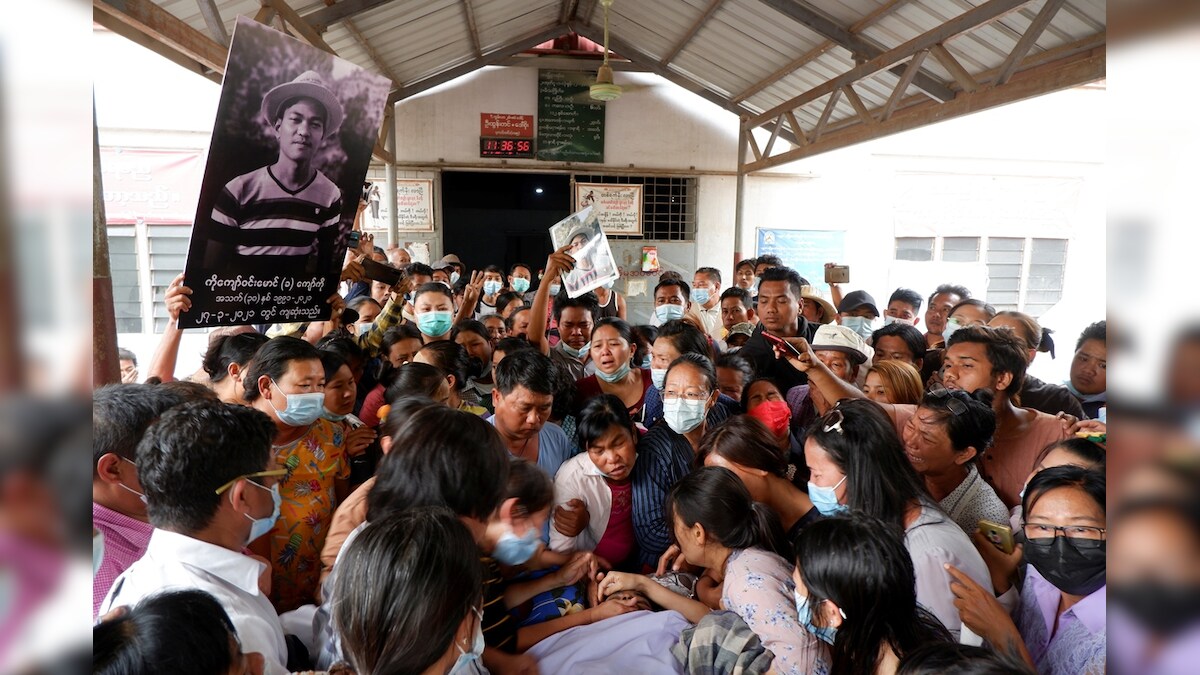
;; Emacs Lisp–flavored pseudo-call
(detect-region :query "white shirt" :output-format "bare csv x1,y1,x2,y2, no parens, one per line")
549,453,614,553
905,504,994,639
100,529,289,675
697,304,723,342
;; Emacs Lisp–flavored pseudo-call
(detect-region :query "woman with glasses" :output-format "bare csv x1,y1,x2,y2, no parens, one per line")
805,399,992,639
901,387,1009,536
333,508,486,675
630,353,721,570
242,336,353,611
946,465,1106,674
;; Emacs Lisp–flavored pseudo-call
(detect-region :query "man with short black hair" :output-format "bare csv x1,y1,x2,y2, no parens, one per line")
1069,320,1106,418
870,321,927,371
118,348,138,384
100,401,290,675
924,284,971,348
92,384,214,616
719,287,756,333
885,288,924,326
715,353,755,403
691,267,723,341
653,278,692,328
489,351,576,480
753,254,783,278
734,257,757,292
737,266,820,391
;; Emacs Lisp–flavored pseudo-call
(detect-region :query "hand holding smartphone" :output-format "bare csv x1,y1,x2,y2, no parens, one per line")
360,258,404,286
762,331,803,358
978,520,1015,554
825,264,849,284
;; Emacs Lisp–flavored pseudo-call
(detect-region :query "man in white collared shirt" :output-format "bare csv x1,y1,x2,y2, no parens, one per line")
691,267,724,343
100,400,290,675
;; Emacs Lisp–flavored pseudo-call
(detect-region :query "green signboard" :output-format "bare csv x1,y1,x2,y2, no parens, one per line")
537,69,605,163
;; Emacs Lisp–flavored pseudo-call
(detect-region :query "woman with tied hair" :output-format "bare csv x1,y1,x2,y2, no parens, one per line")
793,513,953,674
202,332,269,403
333,507,485,675
988,311,1085,419
600,466,828,675
863,360,923,405
901,387,1009,537
697,414,819,551
414,340,488,416
804,399,992,638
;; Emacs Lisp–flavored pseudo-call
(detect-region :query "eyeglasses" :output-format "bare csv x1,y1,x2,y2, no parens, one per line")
1023,522,1107,546
926,384,967,415
214,469,288,495
822,409,845,435
662,389,711,402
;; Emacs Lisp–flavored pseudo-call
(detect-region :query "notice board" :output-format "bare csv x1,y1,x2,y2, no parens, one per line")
575,182,642,235
537,69,604,163
756,229,845,288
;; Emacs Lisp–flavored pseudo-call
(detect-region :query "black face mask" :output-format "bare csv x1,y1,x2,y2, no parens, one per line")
1111,583,1200,636
1022,536,1106,596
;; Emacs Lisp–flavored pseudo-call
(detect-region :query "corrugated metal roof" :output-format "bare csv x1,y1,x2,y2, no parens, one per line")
142,0,1104,139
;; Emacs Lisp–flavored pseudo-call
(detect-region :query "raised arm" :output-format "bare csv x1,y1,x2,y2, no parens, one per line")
778,336,865,403
146,273,192,383
527,246,576,356
454,270,484,326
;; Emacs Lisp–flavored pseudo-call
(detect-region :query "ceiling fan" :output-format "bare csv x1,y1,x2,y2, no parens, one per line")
589,0,622,101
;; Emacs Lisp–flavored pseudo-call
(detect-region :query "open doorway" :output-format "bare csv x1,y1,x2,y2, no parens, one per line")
441,171,570,279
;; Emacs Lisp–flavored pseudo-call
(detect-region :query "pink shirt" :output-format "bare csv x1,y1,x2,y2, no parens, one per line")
92,502,153,618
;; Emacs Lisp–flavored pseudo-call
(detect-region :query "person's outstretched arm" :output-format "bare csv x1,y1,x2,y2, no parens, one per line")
527,246,575,356
146,273,191,383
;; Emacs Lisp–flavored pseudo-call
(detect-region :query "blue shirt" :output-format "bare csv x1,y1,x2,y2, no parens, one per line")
630,404,733,570
486,417,576,479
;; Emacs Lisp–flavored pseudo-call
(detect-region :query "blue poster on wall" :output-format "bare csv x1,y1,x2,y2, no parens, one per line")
756,229,845,287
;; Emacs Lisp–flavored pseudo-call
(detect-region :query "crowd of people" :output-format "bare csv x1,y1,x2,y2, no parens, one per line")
91,229,1135,675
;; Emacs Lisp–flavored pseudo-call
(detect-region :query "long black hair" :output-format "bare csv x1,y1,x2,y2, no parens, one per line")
666,465,791,561
796,513,953,675
806,399,933,531
416,340,481,393
201,332,268,383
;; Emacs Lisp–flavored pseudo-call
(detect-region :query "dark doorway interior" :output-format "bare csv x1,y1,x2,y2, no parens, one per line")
441,171,569,279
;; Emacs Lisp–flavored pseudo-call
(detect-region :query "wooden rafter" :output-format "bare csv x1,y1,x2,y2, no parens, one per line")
842,84,875,125
731,0,912,104
811,87,842,139
387,23,572,104
461,0,484,59
880,49,927,121
994,0,1067,85
252,5,277,25
660,0,724,66
742,39,1103,171
756,0,954,102
304,0,392,33
266,0,337,55
930,43,979,93
318,0,402,86
93,0,226,81
195,0,229,45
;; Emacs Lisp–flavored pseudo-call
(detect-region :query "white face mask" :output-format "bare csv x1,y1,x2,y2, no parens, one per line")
663,396,707,434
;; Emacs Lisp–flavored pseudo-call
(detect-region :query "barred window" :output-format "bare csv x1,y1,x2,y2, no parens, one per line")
572,174,696,241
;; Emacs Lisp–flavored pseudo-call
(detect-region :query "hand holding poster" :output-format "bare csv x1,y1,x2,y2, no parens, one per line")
178,16,391,328
549,207,619,298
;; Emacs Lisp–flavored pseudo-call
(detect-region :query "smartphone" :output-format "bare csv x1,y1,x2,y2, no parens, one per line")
762,331,802,358
825,264,850,284
978,519,1015,554
361,258,404,286
347,231,361,250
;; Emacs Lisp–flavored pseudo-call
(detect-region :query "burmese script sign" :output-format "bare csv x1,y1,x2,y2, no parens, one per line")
480,113,534,138
394,179,434,231
537,70,604,163
574,183,642,235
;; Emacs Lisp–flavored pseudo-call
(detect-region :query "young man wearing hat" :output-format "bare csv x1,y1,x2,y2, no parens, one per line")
836,289,880,342
205,71,346,279
798,285,837,325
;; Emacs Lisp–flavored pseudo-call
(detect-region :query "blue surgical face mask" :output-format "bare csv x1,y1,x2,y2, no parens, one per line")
602,279,615,290
942,317,964,342
560,341,589,360
650,368,667,390
690,288,711,306
794,590,842,645
241,481,281,544
511,277,530,294
641,354,652,369
597,361,631,383
320,407,347,422
807,475,848,516
356,322,373,337
417,310,453,337
450,271,461,285
840,316,877,341
549,283,562,296
883,315,915,327
663,396,707,434
494,523,540,565
450,609,485,674
483,280,503,296
269,380,325,427
655,304,685,323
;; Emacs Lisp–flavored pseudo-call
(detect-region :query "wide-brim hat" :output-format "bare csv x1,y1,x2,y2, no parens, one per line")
799,285,837,324
728,322,756,338
811,324,869,365
566,226,595,246
439,254,463,267
261,70,344,134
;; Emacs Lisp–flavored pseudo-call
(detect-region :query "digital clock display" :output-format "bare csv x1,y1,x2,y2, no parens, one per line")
480,137,536,158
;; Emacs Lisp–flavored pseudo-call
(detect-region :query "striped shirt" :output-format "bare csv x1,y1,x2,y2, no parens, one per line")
630,404,733,570
480,556,517,652
211,166,342,256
